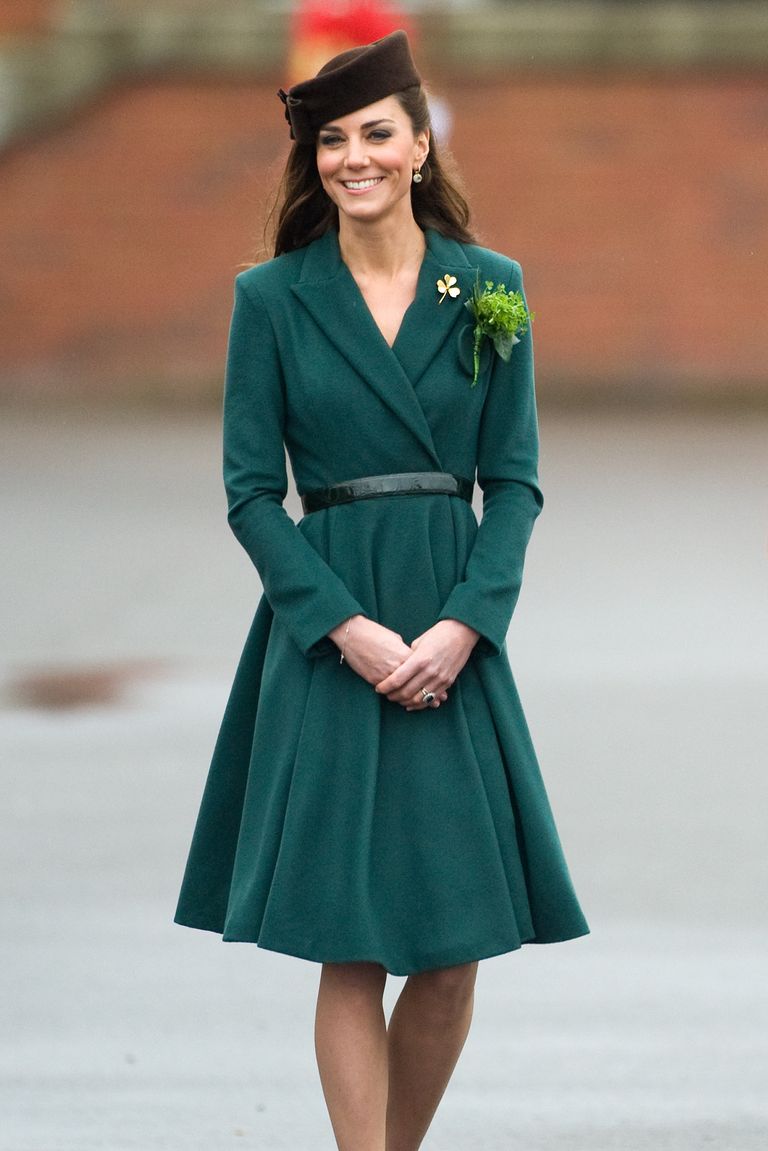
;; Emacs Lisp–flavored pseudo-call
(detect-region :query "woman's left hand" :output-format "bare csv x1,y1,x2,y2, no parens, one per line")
374,619,480,711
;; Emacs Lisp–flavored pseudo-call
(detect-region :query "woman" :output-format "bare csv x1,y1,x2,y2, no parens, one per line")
175,30,589,1150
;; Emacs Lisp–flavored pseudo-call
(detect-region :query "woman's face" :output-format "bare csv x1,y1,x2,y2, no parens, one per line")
316,95,429,227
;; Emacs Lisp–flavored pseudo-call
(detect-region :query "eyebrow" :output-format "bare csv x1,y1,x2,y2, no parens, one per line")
319,118,397,133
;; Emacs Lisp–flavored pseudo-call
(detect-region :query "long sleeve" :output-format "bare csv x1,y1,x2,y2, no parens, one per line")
223,274,367,658
437,260,543,656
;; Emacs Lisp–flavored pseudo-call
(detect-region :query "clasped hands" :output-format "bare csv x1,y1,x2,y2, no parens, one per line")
328,615,480,711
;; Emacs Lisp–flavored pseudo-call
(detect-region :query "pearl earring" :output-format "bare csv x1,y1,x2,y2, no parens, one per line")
412,168,423,184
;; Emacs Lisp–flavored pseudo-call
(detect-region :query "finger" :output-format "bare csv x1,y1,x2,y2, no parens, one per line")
386,662,441,702
389,676,436,703
406,698,442,712
375,652,428,694
379,675,425,702
375,666,417,694
394,672,450,705
405,688,448,711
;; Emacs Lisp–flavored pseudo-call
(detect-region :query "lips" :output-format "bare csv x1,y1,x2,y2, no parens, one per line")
341,177,384,191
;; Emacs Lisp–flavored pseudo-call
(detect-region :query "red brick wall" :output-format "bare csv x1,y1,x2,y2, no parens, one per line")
455,73,768,400
1,71,766,402
0,1,57,36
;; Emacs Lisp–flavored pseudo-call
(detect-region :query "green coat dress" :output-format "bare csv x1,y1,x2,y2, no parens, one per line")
174,226,589,974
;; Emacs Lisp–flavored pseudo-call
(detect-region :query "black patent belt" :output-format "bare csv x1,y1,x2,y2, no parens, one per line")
300,471,474,514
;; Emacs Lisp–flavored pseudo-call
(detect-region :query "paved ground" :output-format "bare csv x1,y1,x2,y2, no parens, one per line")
1,408,767,1150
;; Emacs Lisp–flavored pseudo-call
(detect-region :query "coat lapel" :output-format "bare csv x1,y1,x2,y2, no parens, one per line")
290,229,478,469
291,231,440,467
392,230,478,389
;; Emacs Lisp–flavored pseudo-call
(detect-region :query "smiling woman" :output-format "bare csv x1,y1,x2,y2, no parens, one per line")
316,103,427,217
312,96,432,347
271,40,473,258
174,28,589,1151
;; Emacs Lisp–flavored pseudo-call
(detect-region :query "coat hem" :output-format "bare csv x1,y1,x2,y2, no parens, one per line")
174,915,590,977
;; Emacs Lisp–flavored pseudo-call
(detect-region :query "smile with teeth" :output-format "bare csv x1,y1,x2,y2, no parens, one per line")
342,177,384,190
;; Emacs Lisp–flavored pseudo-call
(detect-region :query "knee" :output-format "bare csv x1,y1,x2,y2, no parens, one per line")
409,961,478,1018
320,960,388,1003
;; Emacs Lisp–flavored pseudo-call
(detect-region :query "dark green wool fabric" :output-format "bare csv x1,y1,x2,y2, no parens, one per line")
174,228,589,974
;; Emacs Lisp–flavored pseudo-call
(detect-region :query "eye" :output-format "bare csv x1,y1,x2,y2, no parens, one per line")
318,133,343,147
368,129,391,141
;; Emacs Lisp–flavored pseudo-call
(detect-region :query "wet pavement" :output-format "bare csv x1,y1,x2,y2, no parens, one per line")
1,407,767,1150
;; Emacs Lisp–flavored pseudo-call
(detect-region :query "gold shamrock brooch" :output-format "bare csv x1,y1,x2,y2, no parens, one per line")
437,274,460,304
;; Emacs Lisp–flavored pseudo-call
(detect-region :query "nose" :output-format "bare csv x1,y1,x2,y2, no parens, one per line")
344,137,370,169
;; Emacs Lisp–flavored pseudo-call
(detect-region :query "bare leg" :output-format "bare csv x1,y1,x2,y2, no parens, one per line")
385,961,478,1151
315,961,389,1151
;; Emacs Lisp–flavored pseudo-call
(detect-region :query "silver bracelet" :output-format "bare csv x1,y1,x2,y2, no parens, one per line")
339,617,352,665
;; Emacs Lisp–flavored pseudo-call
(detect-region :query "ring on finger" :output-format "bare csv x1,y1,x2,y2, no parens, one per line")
421,688,436,705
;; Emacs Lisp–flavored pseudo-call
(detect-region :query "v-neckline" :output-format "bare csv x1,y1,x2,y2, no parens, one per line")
289,227,476,464
339,233,432,354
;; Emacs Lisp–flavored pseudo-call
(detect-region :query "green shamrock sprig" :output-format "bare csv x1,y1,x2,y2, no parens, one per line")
464,277,533,387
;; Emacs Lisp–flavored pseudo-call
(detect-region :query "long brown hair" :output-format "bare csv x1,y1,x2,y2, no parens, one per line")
267,86,475,257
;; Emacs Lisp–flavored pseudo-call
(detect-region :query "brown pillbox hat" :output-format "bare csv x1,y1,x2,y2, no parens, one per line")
277,29,422,145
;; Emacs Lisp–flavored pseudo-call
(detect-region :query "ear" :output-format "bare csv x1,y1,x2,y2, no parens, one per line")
415,127,430,167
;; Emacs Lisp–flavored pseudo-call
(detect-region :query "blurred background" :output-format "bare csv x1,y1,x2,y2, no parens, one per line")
2,0,767,403
1,2,767,1150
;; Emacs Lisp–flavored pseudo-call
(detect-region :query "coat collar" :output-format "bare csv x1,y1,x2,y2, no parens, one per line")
290,228,478,468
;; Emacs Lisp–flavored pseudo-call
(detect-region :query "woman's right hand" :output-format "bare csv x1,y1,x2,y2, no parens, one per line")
328,615,411,686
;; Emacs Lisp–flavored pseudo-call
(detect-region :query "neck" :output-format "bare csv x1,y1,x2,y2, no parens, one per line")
338,211,426,278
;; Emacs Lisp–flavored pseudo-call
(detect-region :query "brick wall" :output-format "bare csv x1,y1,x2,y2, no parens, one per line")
0,1,57,36
1,70,766,403
456,72,768,401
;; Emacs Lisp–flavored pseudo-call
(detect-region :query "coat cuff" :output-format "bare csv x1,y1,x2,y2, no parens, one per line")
437,591,508,658
289,599,368,660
